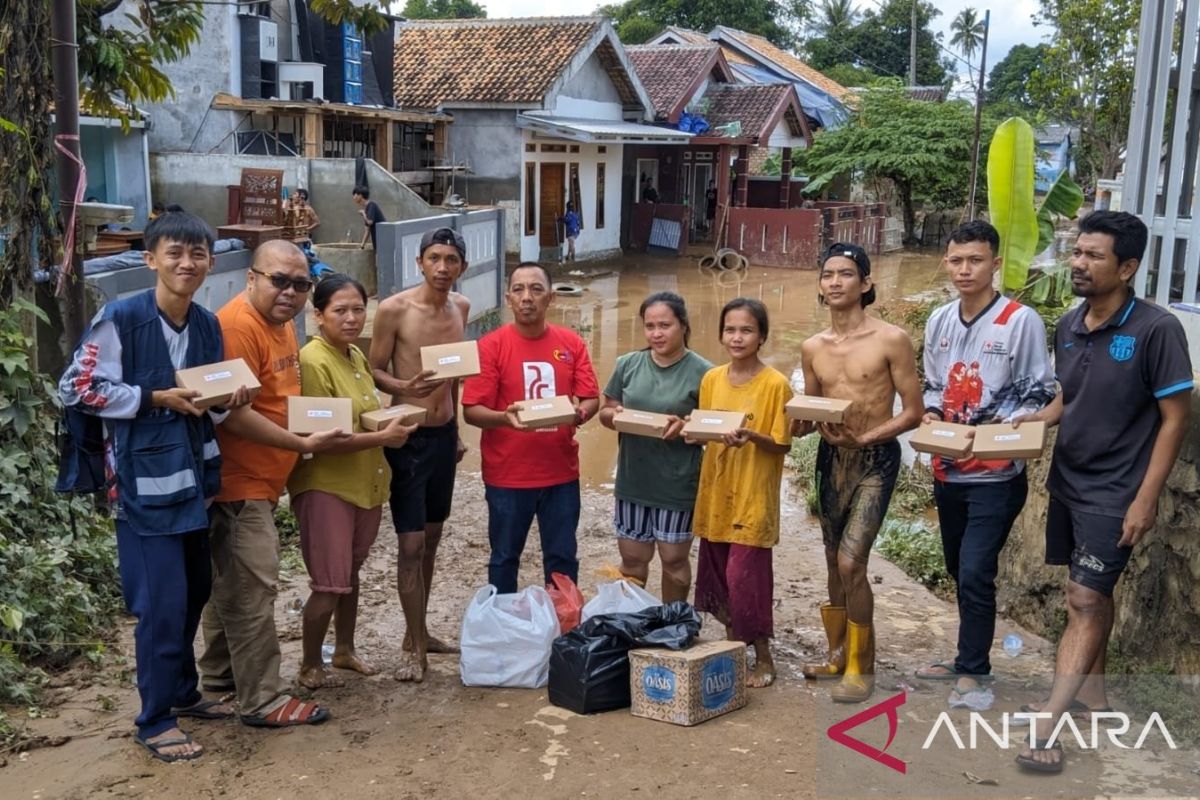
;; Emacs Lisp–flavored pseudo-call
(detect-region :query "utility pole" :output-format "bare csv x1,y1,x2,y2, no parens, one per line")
909,0,918,86
51,0,86,349
965,10,991,221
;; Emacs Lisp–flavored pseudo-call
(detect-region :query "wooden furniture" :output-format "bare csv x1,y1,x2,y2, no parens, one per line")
216,224,284,251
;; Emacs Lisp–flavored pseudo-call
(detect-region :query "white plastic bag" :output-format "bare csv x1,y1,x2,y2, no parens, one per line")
580,579,660,623
460,584,559,688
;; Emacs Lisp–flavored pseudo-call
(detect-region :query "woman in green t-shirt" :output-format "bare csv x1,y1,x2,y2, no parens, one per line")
598,292,712,602
289,275,415,690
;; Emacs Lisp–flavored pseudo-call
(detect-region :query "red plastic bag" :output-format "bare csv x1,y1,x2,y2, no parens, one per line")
546,572,585,634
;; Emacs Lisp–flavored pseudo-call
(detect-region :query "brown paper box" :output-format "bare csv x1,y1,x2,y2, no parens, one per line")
629,639,747,727
420,341,481,380
360,403,428,431
516,395,577,429
613,409,671,438
970,421,1048,460
681,410,747,442
175,358,261,410
785,395,852,423
287,396,353,435
909,421,974,458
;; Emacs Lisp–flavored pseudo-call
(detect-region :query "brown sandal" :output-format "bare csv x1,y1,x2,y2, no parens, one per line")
240,696,330,728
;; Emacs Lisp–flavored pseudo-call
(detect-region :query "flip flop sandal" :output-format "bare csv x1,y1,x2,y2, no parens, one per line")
201,681,236,694
173,699,235,720
240,697,330,728
914,661,960,681
135,732,202,763
1015,736,1063,774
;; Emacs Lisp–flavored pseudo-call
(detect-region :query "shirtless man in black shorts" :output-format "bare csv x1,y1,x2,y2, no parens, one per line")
370,228,470,682
798,243,923,703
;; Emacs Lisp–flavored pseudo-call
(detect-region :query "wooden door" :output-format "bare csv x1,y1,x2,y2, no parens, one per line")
539,163,565,247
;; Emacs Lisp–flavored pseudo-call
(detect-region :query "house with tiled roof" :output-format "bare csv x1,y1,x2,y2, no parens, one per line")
394,16,688,262
648,25,849,130
622,43,813,256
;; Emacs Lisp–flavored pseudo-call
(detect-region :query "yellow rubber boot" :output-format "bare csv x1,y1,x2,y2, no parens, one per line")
802,604,847,680
830,621,874,703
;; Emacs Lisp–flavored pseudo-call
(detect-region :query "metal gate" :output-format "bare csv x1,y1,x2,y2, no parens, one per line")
374,209,504,330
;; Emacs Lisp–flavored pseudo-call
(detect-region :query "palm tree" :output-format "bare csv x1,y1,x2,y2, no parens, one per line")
816,0,859,36
950,7,986,62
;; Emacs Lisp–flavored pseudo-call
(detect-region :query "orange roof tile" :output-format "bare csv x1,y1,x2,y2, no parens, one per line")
719,28,849,100
394,17,611,109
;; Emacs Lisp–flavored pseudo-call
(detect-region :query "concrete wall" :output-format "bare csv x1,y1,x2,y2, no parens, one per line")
997,386,1200,675
150,154,432,243
445,110,523,185
80,120,151,227
105,1,241,153
551,52,625,120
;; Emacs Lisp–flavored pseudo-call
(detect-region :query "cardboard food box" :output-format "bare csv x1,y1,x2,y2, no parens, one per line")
629,639,747,727
420,341,481,380
516,395,577,429
681,410,747,442
613,409,672,438
970,421,1048,460
909,421,974,458
287,396,353,435
359,403,428,432
785,395,852,423
175,358,261,410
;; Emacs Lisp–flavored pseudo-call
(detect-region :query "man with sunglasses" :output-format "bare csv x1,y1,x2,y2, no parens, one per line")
200,240,342,728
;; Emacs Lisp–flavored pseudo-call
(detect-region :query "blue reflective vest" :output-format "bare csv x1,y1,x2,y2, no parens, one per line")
102,290,223,535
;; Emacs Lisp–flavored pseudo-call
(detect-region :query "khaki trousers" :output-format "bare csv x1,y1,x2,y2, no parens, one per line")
199,500,288,715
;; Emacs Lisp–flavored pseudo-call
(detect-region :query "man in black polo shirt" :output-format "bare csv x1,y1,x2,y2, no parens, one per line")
1014,211,1193,773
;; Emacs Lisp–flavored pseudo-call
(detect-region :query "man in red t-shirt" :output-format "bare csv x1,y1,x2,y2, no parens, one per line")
462,262,600,593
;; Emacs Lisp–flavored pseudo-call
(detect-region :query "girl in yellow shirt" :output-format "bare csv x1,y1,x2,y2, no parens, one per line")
690,298,794,688
288,275,415,690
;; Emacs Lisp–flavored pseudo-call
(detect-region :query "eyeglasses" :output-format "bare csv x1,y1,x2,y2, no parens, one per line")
251,268,313,293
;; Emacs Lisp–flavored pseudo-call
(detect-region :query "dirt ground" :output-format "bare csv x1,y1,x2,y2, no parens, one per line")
3,472,1195,800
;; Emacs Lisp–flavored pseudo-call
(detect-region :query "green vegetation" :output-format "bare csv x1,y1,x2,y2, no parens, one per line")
598,0,810,48
0,301,121,707
875,520,953,595
399,0,485,18
805,0,954,89
275,502,305,578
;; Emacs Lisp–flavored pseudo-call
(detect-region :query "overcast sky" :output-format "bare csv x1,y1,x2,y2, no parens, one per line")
463,0,1047,81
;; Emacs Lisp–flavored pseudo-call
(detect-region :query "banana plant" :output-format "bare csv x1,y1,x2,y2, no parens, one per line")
986,117,1084,297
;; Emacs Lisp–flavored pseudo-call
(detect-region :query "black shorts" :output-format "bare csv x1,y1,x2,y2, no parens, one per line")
1044,496,1131,597
385,420,458,534
815,439,901,563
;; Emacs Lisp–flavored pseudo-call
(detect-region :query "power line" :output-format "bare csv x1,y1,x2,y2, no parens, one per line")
854,0,981,76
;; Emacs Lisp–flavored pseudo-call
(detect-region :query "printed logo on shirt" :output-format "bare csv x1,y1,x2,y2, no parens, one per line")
1109,335,1136,362
552,348,573,363
938,337,951,351
981,340,1009,357
523,361,557,399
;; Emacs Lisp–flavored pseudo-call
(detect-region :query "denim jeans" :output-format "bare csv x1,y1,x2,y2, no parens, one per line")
933,471,1028,677
485,480,580,594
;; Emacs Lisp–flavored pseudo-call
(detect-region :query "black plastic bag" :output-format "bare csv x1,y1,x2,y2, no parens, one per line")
548,601,702,714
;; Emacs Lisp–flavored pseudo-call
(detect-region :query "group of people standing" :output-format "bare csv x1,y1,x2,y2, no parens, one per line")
61,207,1191,778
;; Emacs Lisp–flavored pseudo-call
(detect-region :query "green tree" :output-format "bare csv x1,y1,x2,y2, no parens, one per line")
400,0,486,18
987,43,1049,111
1027,0,1136,183
815,0,859,34
949,7,985,62
808,0,953,86
822,62,880,88
797,82,979,240
596,0,811,49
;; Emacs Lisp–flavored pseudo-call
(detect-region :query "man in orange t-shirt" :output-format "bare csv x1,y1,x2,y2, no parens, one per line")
199,240,344,727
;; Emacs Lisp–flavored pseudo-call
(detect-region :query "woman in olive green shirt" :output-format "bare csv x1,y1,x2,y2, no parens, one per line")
289,275,414,690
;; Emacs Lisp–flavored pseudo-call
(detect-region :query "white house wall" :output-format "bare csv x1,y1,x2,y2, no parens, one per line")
519,130,624,263
551,53,625,119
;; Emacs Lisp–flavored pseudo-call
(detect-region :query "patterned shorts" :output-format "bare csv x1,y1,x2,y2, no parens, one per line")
614,499,694,545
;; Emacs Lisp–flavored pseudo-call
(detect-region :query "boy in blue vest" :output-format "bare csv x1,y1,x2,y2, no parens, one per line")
59,213,343,761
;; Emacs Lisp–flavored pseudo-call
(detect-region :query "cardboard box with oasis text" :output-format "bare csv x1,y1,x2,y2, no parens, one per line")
517,395,577,428
909,421,974,458
613,409,671,438
682,410,746,442
420,341,481,380
360,403,427,431
175,358,261,410
785,395,852,423
629,640,747,726
971,421,1048,460
287,396,353,435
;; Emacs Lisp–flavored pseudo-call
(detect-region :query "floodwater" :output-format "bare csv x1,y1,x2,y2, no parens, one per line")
455,249,949,487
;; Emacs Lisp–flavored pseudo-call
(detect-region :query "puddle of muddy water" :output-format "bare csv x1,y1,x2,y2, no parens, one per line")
454,250,949,487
